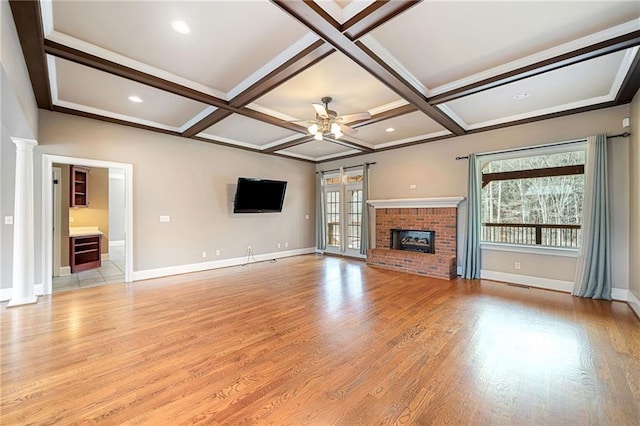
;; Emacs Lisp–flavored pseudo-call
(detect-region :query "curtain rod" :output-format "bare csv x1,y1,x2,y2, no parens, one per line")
317,162,376,174
455,132,631,160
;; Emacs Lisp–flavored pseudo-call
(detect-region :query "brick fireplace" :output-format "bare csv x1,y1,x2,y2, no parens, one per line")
366,197,464,280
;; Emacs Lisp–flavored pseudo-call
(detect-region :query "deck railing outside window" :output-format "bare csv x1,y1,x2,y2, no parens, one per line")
482,223,581,248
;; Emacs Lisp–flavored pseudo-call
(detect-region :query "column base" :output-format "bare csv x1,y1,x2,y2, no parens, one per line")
7,296,38,307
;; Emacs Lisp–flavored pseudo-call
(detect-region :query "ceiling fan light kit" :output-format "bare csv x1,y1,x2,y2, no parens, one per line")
306,97,370,141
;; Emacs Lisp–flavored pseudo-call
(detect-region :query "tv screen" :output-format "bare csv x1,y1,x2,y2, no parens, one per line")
233,178,287,213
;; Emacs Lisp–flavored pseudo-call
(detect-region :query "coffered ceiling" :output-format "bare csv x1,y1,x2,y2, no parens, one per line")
10,0,640,163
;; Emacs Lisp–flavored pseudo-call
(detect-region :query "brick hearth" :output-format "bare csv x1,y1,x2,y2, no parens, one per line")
366,198,463,280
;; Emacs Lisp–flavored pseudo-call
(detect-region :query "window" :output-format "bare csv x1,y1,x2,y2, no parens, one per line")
347,188,362,250
481,147,585,249
326,189,340,247
323,169,364,256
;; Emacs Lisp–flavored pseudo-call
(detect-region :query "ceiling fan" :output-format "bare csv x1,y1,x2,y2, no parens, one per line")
299,97,371,141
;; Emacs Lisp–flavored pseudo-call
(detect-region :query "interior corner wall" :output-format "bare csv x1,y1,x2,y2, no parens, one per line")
36,110,316,281
628,90,640,314
318,105,631,291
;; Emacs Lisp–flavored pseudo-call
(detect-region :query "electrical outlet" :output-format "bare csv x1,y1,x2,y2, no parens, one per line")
215,250,220,256
277,243,281,249
285,242,289,248
248,245,251,251
305,214,309,219
410,184,417,189
160,215,170,222
4,216,13,225
514,261,521,270
201,251,207,258
69,217,75,223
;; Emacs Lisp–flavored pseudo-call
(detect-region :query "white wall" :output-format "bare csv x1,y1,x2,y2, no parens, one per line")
319,105,631,294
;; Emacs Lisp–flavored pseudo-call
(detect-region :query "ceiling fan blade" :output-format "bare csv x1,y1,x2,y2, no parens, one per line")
312,103,329,118
335,112,371,123
284,119,314,125
338,123,358,136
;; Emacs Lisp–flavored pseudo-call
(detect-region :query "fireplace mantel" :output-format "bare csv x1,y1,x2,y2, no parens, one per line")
367,197,465,209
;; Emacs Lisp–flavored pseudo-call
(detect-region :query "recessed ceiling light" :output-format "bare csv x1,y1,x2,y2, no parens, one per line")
513,92,530,100
171,20,190,34
128,95,143,103
385,127,395,132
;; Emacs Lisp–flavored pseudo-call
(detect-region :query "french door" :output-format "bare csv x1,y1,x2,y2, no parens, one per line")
323,168,364,258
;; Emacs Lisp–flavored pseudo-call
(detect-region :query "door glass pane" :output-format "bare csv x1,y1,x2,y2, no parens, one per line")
347,189,362,250
326,190,340,247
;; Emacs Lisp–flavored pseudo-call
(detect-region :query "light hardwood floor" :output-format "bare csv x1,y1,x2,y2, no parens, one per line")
2,254,639,425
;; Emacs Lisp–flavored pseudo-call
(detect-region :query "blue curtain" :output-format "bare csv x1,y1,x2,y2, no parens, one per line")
462,154,481,279
316,171,327,251
359,164,369,256
573,134,611,299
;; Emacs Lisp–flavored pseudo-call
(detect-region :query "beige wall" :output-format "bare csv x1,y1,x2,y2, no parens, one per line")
629,90,640,314
319,105,631,290
35,110,316,278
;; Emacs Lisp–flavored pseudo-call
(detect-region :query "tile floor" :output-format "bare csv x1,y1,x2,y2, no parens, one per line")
52,245,125,293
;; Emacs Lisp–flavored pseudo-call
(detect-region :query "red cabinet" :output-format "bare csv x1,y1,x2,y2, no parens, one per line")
70,165,90,207
70,234,102,273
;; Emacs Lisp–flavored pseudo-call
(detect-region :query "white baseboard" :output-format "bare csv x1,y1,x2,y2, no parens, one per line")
480,270,628,301
133,247,316,282
0,288,11,302
1,284,44,302
611,288,629,302
628,291,640,318
101,253,110,261
481,270,574,293
110,240,125,247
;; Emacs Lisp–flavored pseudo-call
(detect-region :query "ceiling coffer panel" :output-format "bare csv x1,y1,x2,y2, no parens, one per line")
370,1,640,90
353,111,450,146
50,0,310,93
279,140,356,159
254,51,401,121
52,56,209,129
441,49,633,128
199,114,300,147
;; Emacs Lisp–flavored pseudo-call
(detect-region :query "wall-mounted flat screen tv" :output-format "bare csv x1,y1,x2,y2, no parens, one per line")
233,178,287,213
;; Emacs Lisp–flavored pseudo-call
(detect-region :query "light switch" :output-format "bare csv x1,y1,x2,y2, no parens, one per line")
4,216,13,225
160,215,170,222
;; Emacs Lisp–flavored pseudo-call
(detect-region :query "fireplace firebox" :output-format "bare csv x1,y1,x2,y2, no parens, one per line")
391,229,435,254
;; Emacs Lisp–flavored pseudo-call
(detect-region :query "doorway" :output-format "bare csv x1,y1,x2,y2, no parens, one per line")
51,164,126,292
42,155,133,295
322,167,365,259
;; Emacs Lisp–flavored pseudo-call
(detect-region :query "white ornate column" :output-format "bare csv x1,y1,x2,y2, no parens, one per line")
8,138,38,307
